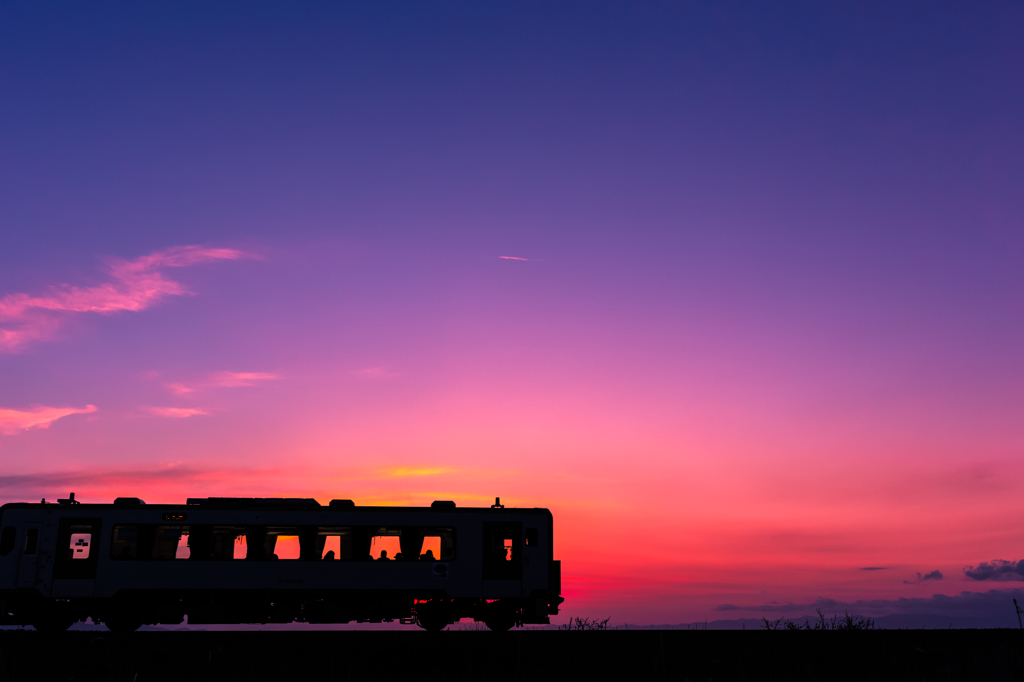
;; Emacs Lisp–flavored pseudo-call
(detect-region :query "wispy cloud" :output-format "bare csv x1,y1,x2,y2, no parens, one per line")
144,407,208,419
964,560,1024,581
166,383,196,396
0,405,97,435
207,371,277,387
498,256,530,261
0,245,252,352
904,570,943,584
860,567,888,571
164,371,278,395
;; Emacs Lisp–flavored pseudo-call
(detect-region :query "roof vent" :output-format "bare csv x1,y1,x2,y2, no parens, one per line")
329,499,355,507
113,497,146,506
57,492,80,505
430,500,456,509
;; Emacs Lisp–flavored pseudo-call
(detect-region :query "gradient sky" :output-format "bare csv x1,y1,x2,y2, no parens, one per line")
2,2,1023,623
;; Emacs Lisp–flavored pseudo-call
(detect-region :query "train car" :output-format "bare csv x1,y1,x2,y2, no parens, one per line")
0,494,563,632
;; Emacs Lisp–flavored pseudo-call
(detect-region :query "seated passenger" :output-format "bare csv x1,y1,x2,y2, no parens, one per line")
377,550,390,561
420,549,435,561
322,550,335,561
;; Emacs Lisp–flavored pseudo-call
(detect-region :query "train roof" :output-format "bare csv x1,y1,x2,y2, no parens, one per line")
0,495,550,515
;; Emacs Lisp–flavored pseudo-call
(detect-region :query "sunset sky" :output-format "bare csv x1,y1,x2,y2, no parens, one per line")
2,2,1023,624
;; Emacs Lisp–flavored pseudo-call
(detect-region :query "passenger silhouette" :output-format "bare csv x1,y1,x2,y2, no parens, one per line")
322,550,335,561
420,549,435,561
378,550,390,561
394,552,404,561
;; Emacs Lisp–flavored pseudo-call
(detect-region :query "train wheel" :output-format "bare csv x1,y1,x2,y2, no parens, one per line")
414,601,450,632
416,613,448,632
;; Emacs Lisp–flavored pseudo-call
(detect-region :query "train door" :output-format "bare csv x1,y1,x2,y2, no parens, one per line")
16,522,42,588
482,522,522,595
52,518,102,597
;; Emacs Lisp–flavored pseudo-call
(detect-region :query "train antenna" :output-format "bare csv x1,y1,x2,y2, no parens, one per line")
491,497,504,508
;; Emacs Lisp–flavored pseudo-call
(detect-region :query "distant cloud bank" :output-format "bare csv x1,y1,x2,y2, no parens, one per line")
964,560,1024,581
0,245,253,351
716,588,1024,618
0,404,97,435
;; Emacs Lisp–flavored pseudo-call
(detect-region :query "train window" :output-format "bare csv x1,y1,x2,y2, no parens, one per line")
182,526,244,561
525,528,538,547
69,532,89,559
420,536,441,560
53,520,102,579
369,534,401,561
275,535,300,560
211,526,245,560
415,532,455,561
99,524,460,562
263,527,301,560
318,527,350,560
152,526,189,560
321,535,339,560
111,526,138,559
25,528,40,555
440,530,455,560
0,527,14,555
359,527,455,562
482,522,521,580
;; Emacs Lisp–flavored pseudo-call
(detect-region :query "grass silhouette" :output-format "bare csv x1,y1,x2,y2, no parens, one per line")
761,608,875,631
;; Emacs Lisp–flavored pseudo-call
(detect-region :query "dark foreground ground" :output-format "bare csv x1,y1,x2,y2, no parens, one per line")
0,630,1022,682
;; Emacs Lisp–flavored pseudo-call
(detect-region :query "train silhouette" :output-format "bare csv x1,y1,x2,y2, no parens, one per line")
0,494,562,632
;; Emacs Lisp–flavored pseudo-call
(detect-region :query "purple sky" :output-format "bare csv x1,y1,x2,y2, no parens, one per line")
2,2,1023,623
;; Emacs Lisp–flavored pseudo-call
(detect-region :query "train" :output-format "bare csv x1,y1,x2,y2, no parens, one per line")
0,494,562,632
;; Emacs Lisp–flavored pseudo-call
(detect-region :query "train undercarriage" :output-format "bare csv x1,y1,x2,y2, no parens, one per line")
1,589,560,633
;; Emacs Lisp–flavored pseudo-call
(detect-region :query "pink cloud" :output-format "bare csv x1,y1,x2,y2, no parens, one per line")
144,407,208,418
0,405,97,435
207,371,278,387
0,245,252,352
164,371,278,394
498,256,530,261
